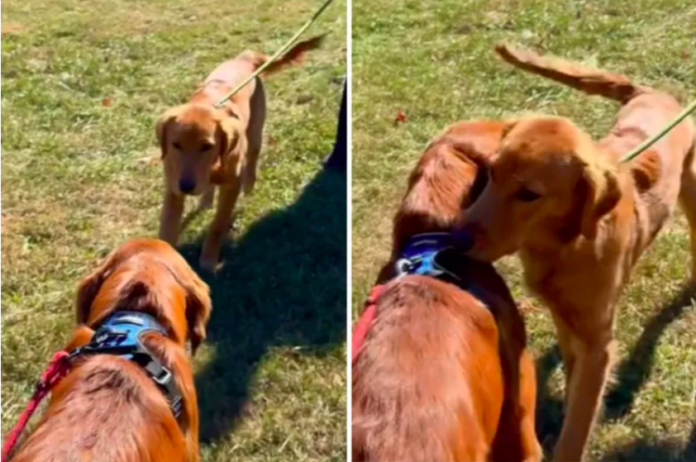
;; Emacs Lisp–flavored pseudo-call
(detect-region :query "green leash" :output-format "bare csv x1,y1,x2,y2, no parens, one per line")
620,99,696,163
214,0,336,109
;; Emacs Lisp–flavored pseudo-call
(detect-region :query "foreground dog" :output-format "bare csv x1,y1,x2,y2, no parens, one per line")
11,239,212,462
352,122,541,462
157,37,323,270
455,45,696,461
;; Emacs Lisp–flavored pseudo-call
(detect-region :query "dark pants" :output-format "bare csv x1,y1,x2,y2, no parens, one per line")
324,81,347,172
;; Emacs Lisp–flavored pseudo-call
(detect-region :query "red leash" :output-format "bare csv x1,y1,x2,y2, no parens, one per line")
1,350,73,461
352,284,386,365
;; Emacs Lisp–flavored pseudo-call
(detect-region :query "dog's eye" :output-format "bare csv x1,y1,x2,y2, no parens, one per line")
515,188,541,202
172,142,182,150
200,143,214,152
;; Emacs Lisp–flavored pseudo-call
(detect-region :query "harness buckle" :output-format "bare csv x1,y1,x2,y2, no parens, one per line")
150,366,173,387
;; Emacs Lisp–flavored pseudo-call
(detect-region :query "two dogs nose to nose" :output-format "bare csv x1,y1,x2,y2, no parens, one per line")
179,178,196,194
451,228,475,252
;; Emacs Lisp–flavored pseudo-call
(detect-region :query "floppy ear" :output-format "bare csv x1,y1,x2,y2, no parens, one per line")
216,117,247,167
156,106,185,159
75,250,121,324
183,272,212,356
580,163,621,240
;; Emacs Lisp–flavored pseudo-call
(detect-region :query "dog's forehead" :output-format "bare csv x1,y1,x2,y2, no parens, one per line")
172,106,218,135
498,119,581,167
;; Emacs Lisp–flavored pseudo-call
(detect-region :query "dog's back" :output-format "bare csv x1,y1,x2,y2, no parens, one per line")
13,355,189,462
353,124,540,461
352,276,505,462
195,35,324,108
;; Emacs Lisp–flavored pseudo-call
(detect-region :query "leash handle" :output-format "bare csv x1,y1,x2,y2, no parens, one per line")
1,351,72,461
620,98,696,163
214,0,335,108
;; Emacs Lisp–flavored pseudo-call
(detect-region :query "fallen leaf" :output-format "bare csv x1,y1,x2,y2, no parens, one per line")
394,110,407,125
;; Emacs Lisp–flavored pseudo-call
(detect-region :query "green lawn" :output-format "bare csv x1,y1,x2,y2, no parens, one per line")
1,0,346,460
352,0,695,460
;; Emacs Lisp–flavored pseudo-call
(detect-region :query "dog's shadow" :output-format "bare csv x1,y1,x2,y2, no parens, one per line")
535,282,695,458
598,424,696,462
177,166,346,442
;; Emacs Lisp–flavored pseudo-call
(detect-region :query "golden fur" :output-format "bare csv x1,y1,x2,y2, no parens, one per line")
353,122,541,462
455,45,696,461
11,239,212,462
156,37,323,270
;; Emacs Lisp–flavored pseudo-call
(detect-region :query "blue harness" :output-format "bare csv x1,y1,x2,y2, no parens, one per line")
395,232,461,281
394,233,497,306
70,311,184,421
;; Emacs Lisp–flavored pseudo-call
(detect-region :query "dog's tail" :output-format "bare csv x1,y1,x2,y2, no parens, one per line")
244,35,325,77
495,43,651,103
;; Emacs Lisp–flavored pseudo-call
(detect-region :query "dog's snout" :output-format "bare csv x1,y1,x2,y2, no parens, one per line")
451,227,475,252
179,177,196,194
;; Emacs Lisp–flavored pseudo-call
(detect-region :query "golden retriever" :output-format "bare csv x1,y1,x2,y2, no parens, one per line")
10,239,212,462
454,45,696,461
156,36,323,270
353,122,541,462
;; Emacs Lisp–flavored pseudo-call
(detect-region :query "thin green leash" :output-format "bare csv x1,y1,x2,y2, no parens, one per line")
214,0,336,109
620,99,696,163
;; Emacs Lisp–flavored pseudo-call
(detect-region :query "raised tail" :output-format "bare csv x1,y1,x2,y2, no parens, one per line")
245,34,325,77
495,43,651,103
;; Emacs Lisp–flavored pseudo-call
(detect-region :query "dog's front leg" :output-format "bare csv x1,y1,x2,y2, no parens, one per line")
197,185,216,212
200,182,242,271
553,334,614,462
519,349,543,462
159,190,185,245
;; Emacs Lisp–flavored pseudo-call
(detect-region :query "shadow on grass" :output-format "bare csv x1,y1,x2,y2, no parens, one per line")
604,282,695,420
534,345,564,457
177,166,346,442
534,282,695,459
599,424,696,462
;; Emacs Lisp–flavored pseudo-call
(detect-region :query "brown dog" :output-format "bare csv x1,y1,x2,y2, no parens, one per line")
11,239,212,462
454,45,696,461
156,36,323,270
352,122,541,462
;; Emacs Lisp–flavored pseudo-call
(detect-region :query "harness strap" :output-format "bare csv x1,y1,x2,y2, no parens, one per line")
1,312,184,459
351,285,386,365
1,351,72,462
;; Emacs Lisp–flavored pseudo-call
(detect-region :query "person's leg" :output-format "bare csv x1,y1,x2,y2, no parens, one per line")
324,81,347,171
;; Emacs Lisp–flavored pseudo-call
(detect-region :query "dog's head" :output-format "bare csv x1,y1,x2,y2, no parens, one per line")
453,116,621,261
156,104,246,196
75,239,212,355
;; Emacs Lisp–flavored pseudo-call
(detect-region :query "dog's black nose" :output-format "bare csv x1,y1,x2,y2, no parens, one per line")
451,228,474,252
179,177,196,194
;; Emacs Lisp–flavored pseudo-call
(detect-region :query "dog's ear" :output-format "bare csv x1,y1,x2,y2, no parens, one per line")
183,271,212,356
580,161,621,240
216,117,247,167
156,106,185,159
75,249,123,324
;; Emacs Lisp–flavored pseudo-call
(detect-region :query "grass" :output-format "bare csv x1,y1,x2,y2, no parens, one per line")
352,0,696,460
1,0,347,460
